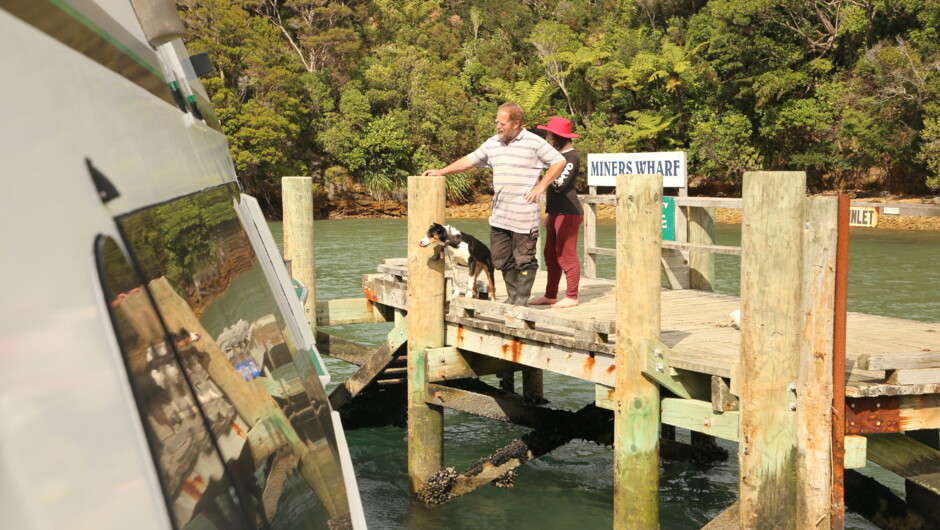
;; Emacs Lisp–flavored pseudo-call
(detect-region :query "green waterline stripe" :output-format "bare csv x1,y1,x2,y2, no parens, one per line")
193,90,221,130
308,347,326,376
48,0,164,80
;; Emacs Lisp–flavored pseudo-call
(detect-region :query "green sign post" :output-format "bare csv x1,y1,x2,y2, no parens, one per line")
661,196,676,241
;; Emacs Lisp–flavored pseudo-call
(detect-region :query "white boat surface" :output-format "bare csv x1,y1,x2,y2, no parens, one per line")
0,1,365,528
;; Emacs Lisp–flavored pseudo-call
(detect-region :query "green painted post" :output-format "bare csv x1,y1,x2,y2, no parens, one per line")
661,196,676,241
614,173,662,528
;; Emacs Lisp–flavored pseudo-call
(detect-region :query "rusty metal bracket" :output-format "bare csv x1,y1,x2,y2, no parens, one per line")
845,396,900,434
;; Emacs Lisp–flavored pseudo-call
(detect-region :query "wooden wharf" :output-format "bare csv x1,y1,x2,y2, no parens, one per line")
293,172,940,529
361,262,940,401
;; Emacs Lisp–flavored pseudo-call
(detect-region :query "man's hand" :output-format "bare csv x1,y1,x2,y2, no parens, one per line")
422,169,444,176
525,159,566,203
524,184,546,203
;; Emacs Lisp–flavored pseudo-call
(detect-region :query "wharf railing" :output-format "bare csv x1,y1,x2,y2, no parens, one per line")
580,192,940,289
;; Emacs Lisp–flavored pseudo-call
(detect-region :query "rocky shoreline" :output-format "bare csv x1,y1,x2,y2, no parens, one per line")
319,193,940,231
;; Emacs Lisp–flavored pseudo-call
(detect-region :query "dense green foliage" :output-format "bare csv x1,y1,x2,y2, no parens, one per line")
179,0,940,208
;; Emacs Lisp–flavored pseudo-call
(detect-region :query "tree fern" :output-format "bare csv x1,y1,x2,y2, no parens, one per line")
611,110,675,151
522,77,554,117
485,77,556,118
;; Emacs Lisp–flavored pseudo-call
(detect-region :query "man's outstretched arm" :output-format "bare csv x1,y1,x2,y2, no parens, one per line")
423,156,475,176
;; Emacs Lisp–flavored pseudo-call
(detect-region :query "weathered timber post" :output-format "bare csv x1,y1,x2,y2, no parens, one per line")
689,207,716,291
282,177,317,332
522,367,543,402
671,186,692,285
529,196,547,402
797,196,838,529
584,186,598,278
614,173,662,528
739,171,806,528
499,371,515,393
407,175,445,494
689,205,718,450
664,197,691,290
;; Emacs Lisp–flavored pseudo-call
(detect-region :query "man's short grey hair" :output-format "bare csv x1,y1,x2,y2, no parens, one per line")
498,102,525,124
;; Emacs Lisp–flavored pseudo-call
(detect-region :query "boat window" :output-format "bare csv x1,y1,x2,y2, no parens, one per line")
114,184,352,528
96,235,252,529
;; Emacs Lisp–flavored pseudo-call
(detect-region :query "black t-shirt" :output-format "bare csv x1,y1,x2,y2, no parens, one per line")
546,149,583,215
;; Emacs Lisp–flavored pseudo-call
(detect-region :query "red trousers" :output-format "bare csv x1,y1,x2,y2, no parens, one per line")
543,214,583,299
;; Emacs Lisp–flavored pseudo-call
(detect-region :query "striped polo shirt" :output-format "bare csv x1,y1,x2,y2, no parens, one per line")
467,128,565,234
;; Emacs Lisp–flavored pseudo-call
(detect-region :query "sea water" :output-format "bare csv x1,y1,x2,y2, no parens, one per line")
270,218,939,529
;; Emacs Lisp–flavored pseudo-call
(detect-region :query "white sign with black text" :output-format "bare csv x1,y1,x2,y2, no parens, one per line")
587,151,687,188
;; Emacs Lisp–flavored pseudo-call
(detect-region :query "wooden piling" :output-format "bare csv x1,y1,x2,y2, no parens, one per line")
282,177,317,331
407,175,446,494
665,199,691,290
524,199,545,401
739,171,806,528
522,367,544,403
797,196,838,529
687,206,718,449
614,173,662,528
689,206,716,291
584,186,598,278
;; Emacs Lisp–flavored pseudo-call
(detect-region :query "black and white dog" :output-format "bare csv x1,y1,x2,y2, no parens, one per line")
418,223,496,300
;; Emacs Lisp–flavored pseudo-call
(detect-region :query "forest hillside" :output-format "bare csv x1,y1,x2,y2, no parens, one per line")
179,0,940,216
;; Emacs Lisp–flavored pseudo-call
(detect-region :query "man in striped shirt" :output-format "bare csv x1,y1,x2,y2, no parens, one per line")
423,102,567,304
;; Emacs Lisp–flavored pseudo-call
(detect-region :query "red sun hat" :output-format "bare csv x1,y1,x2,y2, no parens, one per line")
536,117,580,138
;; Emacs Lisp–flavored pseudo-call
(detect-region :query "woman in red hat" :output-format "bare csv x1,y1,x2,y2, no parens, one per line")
529,117,582,308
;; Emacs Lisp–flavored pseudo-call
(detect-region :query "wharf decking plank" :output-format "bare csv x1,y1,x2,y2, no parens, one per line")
859,351,940,371
844,328,938,355
366,264,938,398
